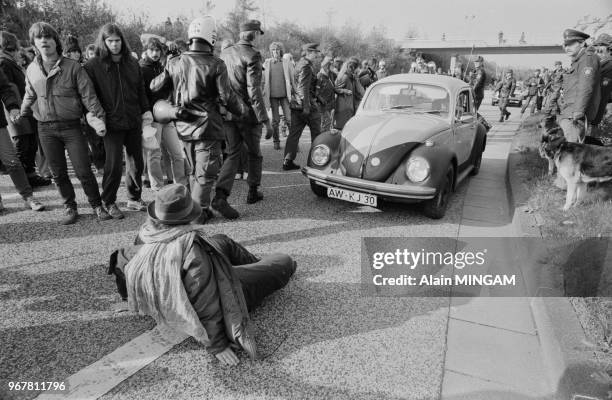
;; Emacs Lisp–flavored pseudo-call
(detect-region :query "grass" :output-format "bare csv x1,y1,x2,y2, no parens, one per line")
511,115,612,358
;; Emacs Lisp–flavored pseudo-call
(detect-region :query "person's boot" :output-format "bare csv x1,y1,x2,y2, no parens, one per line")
95,206,112,221
505,111,511,121
499,114,504,122
61,208,79,225
211,196,240,219
282,159,300,171
246,185,263,204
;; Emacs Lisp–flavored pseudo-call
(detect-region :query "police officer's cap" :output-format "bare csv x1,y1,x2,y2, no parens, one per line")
240,19,264,34
593,33,612,48
563,29,589,44
302,43,321,53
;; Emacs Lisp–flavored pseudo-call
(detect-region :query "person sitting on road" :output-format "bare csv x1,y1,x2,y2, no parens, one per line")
107,184,297,366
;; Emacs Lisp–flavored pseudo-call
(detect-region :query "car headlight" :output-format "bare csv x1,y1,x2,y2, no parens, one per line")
406,157,430,182
311,144,331,166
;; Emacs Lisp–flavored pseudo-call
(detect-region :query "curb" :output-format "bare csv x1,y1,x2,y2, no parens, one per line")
506,129,610,400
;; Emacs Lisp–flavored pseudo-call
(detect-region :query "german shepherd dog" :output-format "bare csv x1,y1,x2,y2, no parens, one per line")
539,118,612,210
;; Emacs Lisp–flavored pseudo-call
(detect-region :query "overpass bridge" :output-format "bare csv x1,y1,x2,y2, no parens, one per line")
402,39,565,55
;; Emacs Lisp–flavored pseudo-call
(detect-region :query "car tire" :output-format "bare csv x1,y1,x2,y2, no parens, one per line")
470,144,483,176
310,180,328,198
422,166,454,219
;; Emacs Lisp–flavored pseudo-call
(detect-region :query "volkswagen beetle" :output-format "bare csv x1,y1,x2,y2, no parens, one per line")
302,74,490,219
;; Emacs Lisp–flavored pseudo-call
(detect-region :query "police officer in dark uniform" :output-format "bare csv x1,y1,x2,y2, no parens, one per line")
471,55,486,111
557,28,600,142
543,61,563,117
494,70,516,122
592,33,612,127
521,69,544,116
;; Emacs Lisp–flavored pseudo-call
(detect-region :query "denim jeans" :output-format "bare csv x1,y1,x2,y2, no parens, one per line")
38,121,102,209
183,139,222,209
216,121,263,197
102,128,144,205
0,127,33,200
145,122,187,191
270,97,291,144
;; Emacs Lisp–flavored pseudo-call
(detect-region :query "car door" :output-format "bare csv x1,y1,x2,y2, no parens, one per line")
453,89,477,166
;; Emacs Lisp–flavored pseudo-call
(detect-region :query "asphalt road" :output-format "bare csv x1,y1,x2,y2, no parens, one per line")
0,103,506,400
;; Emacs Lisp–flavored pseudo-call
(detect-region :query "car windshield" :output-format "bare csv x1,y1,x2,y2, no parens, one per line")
362,82,451,117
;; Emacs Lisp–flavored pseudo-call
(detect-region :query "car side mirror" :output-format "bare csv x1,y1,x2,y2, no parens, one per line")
459,115,474,124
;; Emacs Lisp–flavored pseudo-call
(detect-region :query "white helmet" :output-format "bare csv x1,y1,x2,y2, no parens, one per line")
188,15,217,46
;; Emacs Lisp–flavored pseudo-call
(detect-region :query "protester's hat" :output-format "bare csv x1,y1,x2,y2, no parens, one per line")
147,184,201,225
474,55,483,62
593,33,612,48
321,55,332,67
563,29,589,44
302,43,320,52
240,19,264,34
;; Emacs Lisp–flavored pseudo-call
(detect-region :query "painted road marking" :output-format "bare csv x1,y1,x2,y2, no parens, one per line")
37,325,187,400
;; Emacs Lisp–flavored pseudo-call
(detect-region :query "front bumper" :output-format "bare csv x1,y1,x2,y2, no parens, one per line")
302,167,436,200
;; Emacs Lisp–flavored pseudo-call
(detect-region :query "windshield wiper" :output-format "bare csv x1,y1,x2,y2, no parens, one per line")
383,105,414,110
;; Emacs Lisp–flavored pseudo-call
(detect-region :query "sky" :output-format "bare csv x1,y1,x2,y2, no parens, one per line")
107,0,612,67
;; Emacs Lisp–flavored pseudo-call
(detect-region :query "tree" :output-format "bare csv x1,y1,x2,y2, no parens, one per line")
575,14,612,37
223,0,258,41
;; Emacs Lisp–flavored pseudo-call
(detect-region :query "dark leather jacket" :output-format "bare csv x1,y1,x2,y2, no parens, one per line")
292,57,318,113
0,66,19,128
559,46,601,121
151,50,249,141
220,40,268,124
84,55,149,131
139,56,166,110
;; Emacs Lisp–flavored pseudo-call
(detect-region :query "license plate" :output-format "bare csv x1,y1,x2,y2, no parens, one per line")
327,187,377,207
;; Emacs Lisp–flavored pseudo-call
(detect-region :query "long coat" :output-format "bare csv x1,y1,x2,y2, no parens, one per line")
334,72,363,129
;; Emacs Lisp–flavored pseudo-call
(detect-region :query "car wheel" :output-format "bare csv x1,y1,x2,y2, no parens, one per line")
310,180,328,197
422,166,454,219
470,144,483,176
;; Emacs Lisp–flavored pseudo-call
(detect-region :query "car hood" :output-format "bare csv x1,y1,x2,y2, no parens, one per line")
339,112,449,181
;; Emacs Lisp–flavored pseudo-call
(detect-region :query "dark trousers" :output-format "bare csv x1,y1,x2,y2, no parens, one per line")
102,128,143,205
284,109,321,161
270,97,291,144
12,134,38,176
85,126,106,170
38,121,102,209
183,139,223,209
216,121,263,196
0,127,33,200
474,95,483,112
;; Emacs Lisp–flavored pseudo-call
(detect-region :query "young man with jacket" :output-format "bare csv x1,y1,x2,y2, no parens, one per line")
139,37,187,191
0,30,50,187
84,23,152,219
18,22,109,224
218,20,272,210
262,42,293,150
108,183,296,365
150,16,250,223
282,43,322,171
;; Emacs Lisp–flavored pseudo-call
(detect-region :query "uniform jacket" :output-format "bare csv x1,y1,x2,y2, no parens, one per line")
139,56,166,111
109,225,256,356
22,56,105,123
150,50,249,142
559,46,601,121
525,75,544,96
84,55,149,131
291,57,318,113
545,69,564,95
472,66,486,99
220,40,268,124
262,57,294,106
495,78,516,99
0,66,20,128
593,56,612,125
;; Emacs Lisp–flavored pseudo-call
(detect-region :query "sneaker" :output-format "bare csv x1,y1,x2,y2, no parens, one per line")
246,186,263,204
28,175,52,187
126,199,147,211
24,196,45,211
212,197,240,219
61,208,79,225
234,173,243,180
237,333,258,360
106,203,125,219
94,206,112,221
273,142,281,150
195,208,214,224
282,160,300,171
